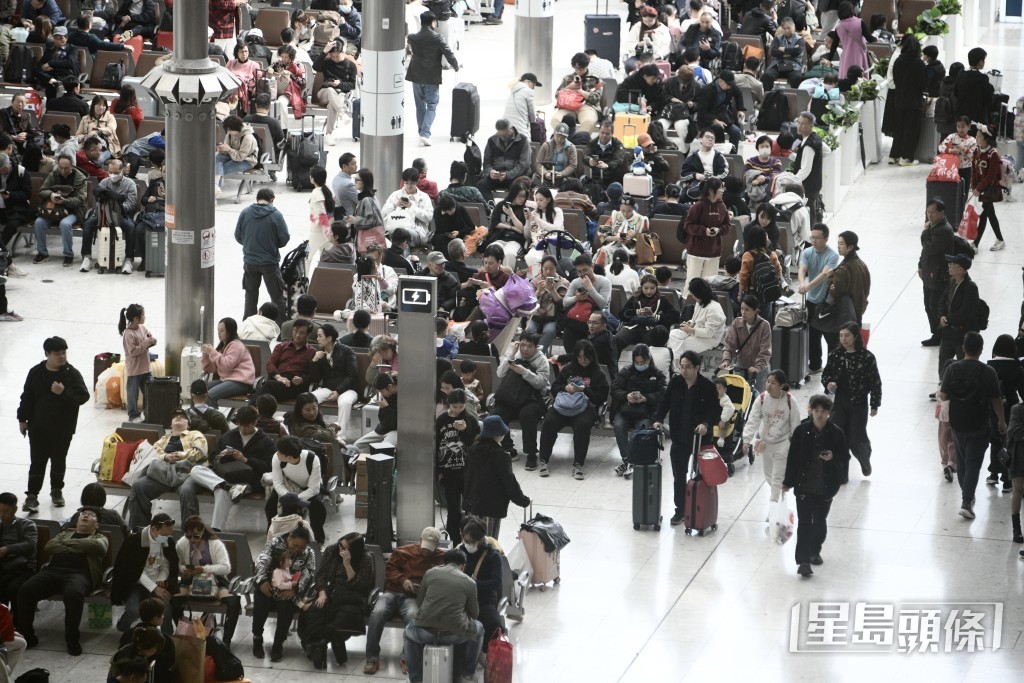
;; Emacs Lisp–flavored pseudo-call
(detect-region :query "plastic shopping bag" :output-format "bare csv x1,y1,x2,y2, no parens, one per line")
768,494,796,546
957,196,982,241
505,539,533,588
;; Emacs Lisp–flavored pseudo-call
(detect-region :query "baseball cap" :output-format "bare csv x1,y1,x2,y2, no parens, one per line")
945,253,972,269
420,526,442,551
425,251,447,265
637,133,654,148
190,379,209,395
170,408,189,420
151,512,175,526
554,123,570,137
53,26,68,36
521,72,542,87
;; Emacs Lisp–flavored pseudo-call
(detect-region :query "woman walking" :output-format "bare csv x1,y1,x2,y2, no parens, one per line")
822,321,882,481
743,370,803,503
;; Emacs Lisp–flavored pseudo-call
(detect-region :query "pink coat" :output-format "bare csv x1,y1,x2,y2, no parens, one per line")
836,17,869,76
201,339,257,385
122,325,152,377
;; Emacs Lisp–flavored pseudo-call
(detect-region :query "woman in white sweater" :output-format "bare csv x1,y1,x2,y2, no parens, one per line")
742,370,803,503
667,277,726,357
265,436,326,543
175,516,241,646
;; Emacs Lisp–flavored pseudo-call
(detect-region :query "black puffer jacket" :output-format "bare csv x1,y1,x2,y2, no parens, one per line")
463,438,530,519
610,364,667,419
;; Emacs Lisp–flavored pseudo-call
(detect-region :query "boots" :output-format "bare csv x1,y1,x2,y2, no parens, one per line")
222,596,241,649
310,644,327,670
1013,514,1023,543
331,638,348,666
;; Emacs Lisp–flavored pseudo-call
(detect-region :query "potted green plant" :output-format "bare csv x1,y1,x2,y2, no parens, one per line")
813,126,839,152
845,79,879,103
870,56,889,79
821,102,861,130
936,0,961,15
913,7,950,37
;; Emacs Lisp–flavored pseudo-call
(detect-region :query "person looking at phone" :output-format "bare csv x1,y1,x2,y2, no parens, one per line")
173,516,241,647
782,393,850,578
681,177,730,297
482,183,530,270
381,167,434,248
584,120,627,188
477,118,531,203
362,527,444,675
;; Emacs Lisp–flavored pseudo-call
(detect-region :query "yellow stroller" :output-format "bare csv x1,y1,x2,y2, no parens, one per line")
713,373,754,476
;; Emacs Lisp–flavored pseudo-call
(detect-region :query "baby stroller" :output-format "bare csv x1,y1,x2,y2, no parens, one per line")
530,229,589,280
713,372,754,476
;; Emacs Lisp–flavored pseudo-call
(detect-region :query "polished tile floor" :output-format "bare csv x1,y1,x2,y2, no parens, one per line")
2,5,1024,682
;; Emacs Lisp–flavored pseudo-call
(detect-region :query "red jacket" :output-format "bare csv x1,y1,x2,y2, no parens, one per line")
76,149,109,180
971,146,1002,202
417,174,438,205
383,543,444,594
683,199,731,258
0,603,13,642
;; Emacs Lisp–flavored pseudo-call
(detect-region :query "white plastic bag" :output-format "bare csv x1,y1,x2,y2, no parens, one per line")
506,539,534,588
121,442,157,487
768,494,796,546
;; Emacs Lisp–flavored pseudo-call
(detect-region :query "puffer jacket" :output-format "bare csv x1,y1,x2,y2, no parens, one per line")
503,81,535,140
610,363,667,419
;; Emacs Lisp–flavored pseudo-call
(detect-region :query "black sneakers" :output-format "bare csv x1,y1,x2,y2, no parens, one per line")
797,563,813,577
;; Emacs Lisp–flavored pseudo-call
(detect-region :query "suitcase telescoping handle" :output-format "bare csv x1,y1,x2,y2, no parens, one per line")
197,305,205,345
595,0,609,14
691,430,703,479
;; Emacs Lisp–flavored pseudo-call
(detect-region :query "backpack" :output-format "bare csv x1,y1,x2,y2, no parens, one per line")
280,240,308,287
250,129,265,169
245,35,272,64
950,234,974,257
463,137,482,177
758,90,791,132
720,41,741,72
750,250,783,303
4,44,34,83
974,298,990,331
313,11,341,46
934,95,955,125
300,439,329,494
15,670,49,683
205,635,243,681
100,61,125,90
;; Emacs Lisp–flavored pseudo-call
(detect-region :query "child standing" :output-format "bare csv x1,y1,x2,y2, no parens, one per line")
435,389,480,541
118,303,156,423
307,165,336,270
715,376,736,448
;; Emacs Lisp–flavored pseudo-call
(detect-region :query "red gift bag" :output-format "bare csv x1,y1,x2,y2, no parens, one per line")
484,630,513,683
927,153,961,183
112,439,143,483
957,196,981,241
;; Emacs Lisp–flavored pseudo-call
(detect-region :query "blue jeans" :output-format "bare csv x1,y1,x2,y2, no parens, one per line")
215,153,253,177
491,0,504,18
528,319,558,352
404,620,484,683
953,428,989,507
206,379,251,408
34,215,76,257
365,591,419,658
412,82,440,139
125,372,151,420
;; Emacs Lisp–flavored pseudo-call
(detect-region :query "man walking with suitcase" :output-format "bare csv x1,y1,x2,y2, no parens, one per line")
406,11,459,147
234,188,290,324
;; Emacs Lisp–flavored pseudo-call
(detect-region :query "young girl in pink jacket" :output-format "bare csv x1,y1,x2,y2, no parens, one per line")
120,303,157,422
201,317,256,407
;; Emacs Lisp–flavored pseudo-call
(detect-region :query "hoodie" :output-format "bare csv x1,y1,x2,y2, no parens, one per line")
234,202,291,266
953,69,994,124
238,314,282,344
223,123,259,166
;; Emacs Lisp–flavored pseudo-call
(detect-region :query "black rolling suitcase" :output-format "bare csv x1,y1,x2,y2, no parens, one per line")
585,0,621,68
632,463,662,531
352,97,360,141
450,82,480,142
771,323,809,387
144,376,181,428
926,178,966,226
287,115,324,191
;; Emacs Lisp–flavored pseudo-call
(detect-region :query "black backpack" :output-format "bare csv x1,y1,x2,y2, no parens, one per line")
463,137,482,178
4,45,34,83
934,95,955,124
758,90,791,132
205,635,243,681
300,438,329,493
720,41,741,72
974,298,990,331
750,250,782,303
100,61,125,89
15,670,49,683
280,240,308,287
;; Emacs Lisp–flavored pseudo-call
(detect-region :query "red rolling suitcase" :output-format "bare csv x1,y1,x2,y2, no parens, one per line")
684,434,718,536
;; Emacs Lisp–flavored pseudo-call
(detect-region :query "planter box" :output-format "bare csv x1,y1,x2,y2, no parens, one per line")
861,97,883,165
840,123,863,185
821,148,842,215
943,14,963,64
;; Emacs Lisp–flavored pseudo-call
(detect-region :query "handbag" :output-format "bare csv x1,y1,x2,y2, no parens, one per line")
927,153,961,183
697,444,729,486
112,438,143,483
810,295,856,334
99,432,121,481
37,198,70,222
774,303,808,328
211,457,253,485
355,225,386,254
172,633,207,683
121,442,158,486
566,300,593,323
635,232,661,265
552,388,589,416
555,88,585,111
484,629,513,683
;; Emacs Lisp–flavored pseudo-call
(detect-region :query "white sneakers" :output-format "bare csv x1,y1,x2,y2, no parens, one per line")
990,240,1005,251
6,264,26,277
80,256,92,272
897,158,920,167
420,136,432,147
325,131,336,146
122,260,133,275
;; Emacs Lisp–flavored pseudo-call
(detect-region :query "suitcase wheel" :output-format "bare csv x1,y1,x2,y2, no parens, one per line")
685,527,692,534
654,523,661,531
633,523,640,530
145,272,151,278
538,585,546,592
98,267,106,274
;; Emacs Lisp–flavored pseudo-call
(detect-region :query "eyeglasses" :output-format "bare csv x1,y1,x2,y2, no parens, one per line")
185,533,203,540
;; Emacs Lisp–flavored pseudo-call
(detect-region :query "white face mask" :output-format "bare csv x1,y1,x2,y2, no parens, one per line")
109,173,122,183
339,4,351,12
153,533,168,545
463,542,479,554
757,148,771,160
